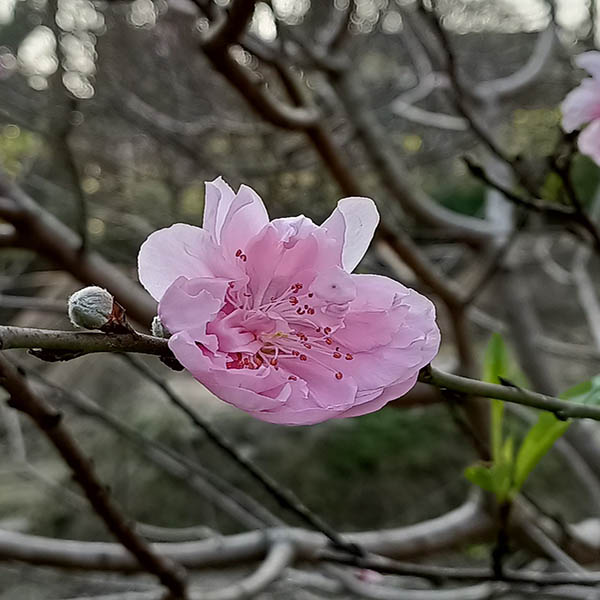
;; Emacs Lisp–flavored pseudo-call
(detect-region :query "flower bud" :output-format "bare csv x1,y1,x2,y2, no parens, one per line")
151,315,170,338
68,286,114,330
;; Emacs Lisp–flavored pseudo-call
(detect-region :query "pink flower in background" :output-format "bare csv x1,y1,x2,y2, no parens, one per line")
138,178,440,425
562,51,600,166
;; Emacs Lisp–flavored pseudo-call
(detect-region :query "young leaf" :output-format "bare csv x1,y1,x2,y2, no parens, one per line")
465,464,498,494
561,375,600,405
465,458,513,502
513,412,570,492
483,334,510,461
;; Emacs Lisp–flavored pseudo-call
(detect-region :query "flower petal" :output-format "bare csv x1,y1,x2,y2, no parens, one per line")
220,184,270,255
575,51,600,79
138,224,216,301
336,374,419,419
578,119,600,166
561,79,600,132
321,197,379,272
202,177,236,243
158,276,227,341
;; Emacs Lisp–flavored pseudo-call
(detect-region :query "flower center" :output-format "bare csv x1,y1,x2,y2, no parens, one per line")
222,275,353,381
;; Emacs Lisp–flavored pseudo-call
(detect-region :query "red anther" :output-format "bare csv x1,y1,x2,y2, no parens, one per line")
241,254,247,262
324,327,332,334
254,355,264,367
335,346,340,351
270,358,278,366
289,296,298,305
235,249,242,257
335,372,343,380
288,375,298,381
304,343,312,349
307,308,315,315
315,327,321,332
308,293,313,298
296,308,306,315
304,304,309,309
292,350,300,356
333,352,342,359
325,337,333,345
228,281,235,288
295,283,303,289
345,353,354,360
299,354,307,361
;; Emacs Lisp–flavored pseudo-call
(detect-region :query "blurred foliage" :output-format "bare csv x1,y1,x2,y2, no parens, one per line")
0,124,41,176
506,108,561,159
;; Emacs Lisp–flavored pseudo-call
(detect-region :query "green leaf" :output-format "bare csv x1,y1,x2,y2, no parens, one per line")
483,334,509,461
465,437,515,502
513,412,570,492
483,333,509,384
465,464,498,494
465,458,513,503
561,375,600,405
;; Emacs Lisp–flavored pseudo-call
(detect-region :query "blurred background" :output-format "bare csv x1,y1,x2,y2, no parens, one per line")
1,0,600,598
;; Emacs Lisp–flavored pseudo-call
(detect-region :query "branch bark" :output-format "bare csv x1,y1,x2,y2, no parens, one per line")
0,497,489,571
0,171,157,325
0,354,187,597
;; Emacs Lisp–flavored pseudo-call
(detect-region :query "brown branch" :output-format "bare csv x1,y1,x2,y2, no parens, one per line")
328,67,498,243
0,354,187,597
29,369,282,529
201,0,257,51
0,326,169,358
319,550,597,586
0,497,490,571
0,171,157,325
123,355,361,556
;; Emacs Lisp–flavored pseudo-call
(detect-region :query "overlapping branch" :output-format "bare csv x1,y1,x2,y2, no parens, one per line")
2,325,600,423
0,172,156,325
0,354,187,598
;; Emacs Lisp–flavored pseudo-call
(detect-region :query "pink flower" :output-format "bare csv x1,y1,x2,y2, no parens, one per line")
138,178,440,425
562,51,600,166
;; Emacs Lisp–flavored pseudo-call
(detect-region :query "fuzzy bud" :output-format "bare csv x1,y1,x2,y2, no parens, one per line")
68,286,114,330
151,315,170,338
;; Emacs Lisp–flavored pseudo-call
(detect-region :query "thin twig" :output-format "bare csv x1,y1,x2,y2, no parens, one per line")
122,355,362,556
420,366,600,421
27,368,281,528
0,354,187,598
0,326,169,358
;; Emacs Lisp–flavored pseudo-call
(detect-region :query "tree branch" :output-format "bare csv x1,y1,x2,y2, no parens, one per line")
0,326,169,358
0,497,489,571
0,354,187,597
201,0,257,51
421,366,600,421
0,171,157,325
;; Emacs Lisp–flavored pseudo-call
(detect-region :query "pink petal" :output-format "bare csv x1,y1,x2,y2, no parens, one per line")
561,79,600,132
578,119,600,166
220,185,270,254
203,179,269,251
202,177,236,243
336,373,418,419
158,276,226,343
321,197,379,272
333,274,440,396
138,224,216,301
310,266,357,305
575,51,600,79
